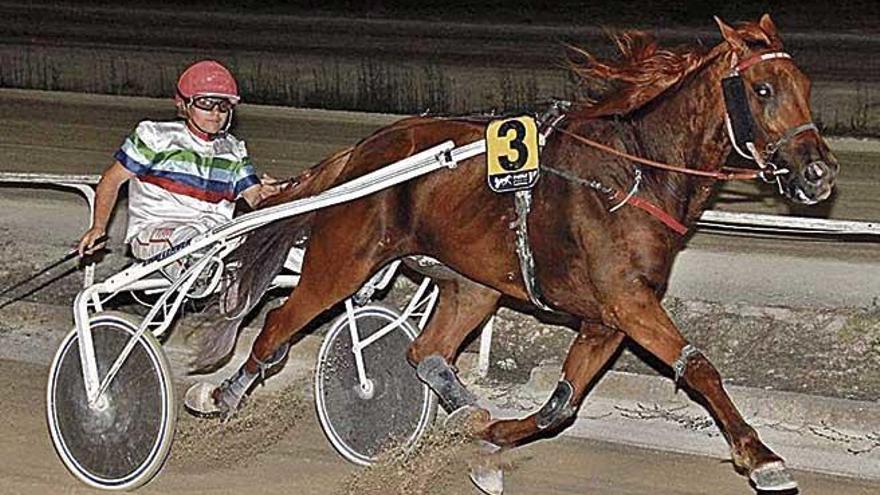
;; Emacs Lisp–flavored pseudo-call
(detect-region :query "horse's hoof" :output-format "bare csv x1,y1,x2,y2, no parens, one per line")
183,382,226,418
749,461,798,491
470,466,503,495
469,440,503,495
445,405,491,435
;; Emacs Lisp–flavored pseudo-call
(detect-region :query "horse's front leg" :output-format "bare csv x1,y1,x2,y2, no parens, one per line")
478,322,625,446
604,282,796,492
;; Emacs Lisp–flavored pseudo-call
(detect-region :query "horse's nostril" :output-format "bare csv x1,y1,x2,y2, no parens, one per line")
804,161,828,183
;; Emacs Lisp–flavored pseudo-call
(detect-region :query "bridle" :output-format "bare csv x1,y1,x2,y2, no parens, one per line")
722,51,820,192
543,49,820,236
554,50,818,185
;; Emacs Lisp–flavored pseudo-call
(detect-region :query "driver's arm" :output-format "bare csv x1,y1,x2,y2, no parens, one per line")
77,161,134,255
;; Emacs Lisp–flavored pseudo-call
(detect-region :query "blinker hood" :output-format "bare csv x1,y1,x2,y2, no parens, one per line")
722,74,756,150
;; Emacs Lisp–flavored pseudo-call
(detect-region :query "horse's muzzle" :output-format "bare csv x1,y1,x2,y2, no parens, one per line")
784,159,837,205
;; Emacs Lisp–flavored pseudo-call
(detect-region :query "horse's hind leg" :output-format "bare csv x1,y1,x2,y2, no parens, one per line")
406,276,500,422
604,284,796,491
479,322,625,446
185,214,389,417
406,277,504,494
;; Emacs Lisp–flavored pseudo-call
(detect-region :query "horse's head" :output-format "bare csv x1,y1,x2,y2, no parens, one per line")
716,15,838,205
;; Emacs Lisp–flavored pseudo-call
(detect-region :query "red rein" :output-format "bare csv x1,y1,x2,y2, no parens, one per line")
553,127,767,235
555,127,762,181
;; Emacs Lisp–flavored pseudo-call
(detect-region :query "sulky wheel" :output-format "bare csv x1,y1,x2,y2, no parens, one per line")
46,311,176,490
315,304,437,465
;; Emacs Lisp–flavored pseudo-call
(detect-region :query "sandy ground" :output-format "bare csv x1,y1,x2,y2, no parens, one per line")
3,359,878,495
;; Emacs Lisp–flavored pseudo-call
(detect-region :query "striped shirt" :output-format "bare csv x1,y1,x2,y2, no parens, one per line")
115,120,260,242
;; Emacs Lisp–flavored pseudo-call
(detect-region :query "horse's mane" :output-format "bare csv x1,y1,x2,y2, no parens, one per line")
567,20,783,119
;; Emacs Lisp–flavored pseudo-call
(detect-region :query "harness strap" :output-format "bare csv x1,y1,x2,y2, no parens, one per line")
733,52,791,73
609,169,642,213
544,165,689,236
504,100,574,313
512,190,554,311
618,192,689,235
773,122,820,153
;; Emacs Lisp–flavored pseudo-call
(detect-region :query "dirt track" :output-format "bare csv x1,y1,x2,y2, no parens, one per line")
3,359,878,495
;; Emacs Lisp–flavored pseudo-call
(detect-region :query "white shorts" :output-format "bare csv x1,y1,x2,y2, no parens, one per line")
128,221,212,261
129,219,222,280
130,218,307,280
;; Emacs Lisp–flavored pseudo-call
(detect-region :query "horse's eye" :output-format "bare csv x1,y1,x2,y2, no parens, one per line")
753,82,774,99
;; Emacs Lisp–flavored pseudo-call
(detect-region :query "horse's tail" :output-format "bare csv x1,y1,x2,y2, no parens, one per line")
186,148,353,372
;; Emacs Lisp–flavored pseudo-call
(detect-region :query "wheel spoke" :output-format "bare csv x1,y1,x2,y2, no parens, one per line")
315,304,437,465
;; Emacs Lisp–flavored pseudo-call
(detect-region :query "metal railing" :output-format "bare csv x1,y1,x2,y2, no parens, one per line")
698,210,880,236
0,172,101,287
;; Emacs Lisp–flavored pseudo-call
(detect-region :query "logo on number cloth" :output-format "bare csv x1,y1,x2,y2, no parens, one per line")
486,116,540,193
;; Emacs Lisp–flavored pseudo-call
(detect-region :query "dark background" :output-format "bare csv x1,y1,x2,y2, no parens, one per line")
55,0,880,30
1,1,877,134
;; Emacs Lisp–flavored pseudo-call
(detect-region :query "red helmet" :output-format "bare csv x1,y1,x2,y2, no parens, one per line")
175,60,240,105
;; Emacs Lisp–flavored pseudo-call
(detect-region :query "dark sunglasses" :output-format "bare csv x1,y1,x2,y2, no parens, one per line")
190,96,235,113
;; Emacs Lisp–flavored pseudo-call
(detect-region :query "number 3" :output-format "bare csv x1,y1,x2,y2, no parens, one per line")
497,120,529,171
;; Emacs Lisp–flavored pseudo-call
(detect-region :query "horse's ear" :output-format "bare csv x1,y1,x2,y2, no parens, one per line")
714,16,747,56
758,14,779,38
759,14,782,45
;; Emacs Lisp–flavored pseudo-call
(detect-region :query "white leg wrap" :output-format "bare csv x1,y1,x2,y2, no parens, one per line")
672,344,701,385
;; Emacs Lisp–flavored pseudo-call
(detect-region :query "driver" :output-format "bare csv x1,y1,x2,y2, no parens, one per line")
77,60,286,276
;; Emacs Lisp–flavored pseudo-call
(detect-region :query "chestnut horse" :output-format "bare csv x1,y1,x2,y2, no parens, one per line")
187,15,837,493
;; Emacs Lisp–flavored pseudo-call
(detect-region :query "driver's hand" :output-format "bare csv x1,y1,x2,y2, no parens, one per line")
77,227,107,257
259,173,290,199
